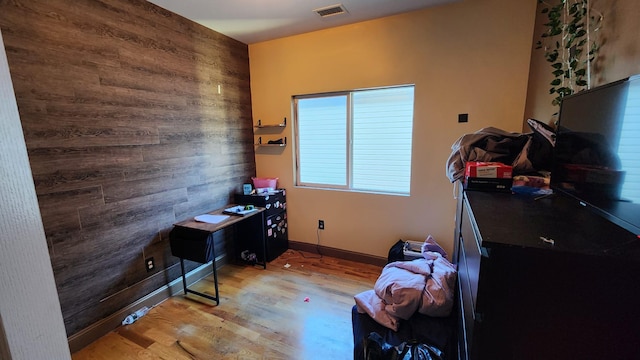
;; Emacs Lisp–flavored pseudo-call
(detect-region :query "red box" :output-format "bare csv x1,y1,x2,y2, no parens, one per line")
465,162,512,179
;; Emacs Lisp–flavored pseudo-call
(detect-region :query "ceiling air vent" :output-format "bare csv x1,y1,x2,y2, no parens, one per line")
314,4,348,18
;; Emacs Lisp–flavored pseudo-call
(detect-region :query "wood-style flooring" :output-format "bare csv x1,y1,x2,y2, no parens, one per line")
71,250,382,359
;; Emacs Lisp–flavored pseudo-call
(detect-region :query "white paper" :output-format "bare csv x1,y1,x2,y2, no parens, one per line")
194,214,229,224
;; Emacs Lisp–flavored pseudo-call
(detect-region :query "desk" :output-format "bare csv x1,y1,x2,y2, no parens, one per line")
169,204,266,305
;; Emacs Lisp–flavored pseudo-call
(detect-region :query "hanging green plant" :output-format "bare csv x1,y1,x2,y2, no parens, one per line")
535,0,602,107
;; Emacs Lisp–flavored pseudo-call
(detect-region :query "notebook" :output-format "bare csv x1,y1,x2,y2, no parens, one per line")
194,214,229,224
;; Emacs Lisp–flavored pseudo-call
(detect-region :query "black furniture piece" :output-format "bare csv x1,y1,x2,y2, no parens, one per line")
352,305,457,360
455,187,640,359
169,205,266,305
235,189,288,262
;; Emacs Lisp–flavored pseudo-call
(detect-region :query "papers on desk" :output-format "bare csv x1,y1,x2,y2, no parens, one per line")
194,214,230,224
223,205,258,216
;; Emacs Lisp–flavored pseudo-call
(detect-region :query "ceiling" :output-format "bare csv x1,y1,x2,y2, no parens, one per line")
146,0,459,44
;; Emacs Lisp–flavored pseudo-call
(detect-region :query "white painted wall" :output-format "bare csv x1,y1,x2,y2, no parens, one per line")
0,30,71,360
524,0,640,127
249,0,537,258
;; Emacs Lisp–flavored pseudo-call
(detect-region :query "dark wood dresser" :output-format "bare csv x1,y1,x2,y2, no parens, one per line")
454,187,640,360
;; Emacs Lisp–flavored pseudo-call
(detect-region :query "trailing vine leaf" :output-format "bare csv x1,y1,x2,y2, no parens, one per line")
537,0,603,108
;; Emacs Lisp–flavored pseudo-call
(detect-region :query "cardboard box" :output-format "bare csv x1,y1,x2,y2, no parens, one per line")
465,162,513,179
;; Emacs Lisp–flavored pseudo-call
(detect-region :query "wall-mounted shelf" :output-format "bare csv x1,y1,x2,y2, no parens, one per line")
254,117,287,148
254,136,287,147
255,117,287,128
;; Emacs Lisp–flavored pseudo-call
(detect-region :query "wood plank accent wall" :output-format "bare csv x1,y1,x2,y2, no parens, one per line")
0,0,255,337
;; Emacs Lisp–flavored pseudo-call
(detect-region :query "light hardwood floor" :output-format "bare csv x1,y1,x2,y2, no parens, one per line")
72,250,382,359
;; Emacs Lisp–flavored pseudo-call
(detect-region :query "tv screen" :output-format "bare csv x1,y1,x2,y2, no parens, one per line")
551,75,640,237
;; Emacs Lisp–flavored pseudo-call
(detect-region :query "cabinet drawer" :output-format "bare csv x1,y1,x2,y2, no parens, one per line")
458,236,476,345
266,212,286,237
265,212,288,262
460,198,481,310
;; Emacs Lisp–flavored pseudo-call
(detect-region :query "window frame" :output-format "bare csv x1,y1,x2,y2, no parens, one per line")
292,85,415,195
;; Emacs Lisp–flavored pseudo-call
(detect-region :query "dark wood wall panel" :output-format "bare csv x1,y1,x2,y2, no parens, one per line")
0,0,255,336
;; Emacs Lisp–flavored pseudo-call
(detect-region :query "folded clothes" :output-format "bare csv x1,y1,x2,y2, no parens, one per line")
354,235,457,331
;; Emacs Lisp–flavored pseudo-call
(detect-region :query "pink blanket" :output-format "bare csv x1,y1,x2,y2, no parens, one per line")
354,237,457,331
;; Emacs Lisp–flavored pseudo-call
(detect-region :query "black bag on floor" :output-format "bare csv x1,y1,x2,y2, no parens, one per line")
364,332,443,360
387,240,405,263
364,332,397,360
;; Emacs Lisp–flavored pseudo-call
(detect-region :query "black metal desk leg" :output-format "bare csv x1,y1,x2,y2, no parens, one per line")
180,258,188,295
210,239,220,305
260,211,267,269
178,257,220,305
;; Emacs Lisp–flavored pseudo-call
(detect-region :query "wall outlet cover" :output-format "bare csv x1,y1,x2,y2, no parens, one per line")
145,257,155,272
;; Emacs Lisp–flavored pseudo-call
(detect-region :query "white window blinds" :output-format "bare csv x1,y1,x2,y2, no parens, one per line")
618,79,640,202
297,95,348,186
295,85,415,194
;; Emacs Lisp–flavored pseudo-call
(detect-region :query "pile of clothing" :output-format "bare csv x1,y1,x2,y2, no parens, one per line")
446,118,556,182
354,236,457,331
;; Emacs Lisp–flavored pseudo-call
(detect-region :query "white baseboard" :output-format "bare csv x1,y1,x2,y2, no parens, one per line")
67,257,224,353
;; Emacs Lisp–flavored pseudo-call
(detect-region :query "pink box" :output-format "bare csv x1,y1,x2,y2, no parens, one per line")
251,177,278,189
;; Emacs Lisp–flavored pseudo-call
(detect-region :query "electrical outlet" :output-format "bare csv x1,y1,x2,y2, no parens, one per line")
318,220,325,230
145,257,155,272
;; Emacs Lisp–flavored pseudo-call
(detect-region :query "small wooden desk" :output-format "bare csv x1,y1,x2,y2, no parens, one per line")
169,204,266,305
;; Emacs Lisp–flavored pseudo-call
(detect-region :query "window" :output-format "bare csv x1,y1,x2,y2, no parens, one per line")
618,77,640,202
294,85,415,194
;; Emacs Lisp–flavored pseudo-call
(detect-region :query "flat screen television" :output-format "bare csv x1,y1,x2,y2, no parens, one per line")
551,74,640,237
